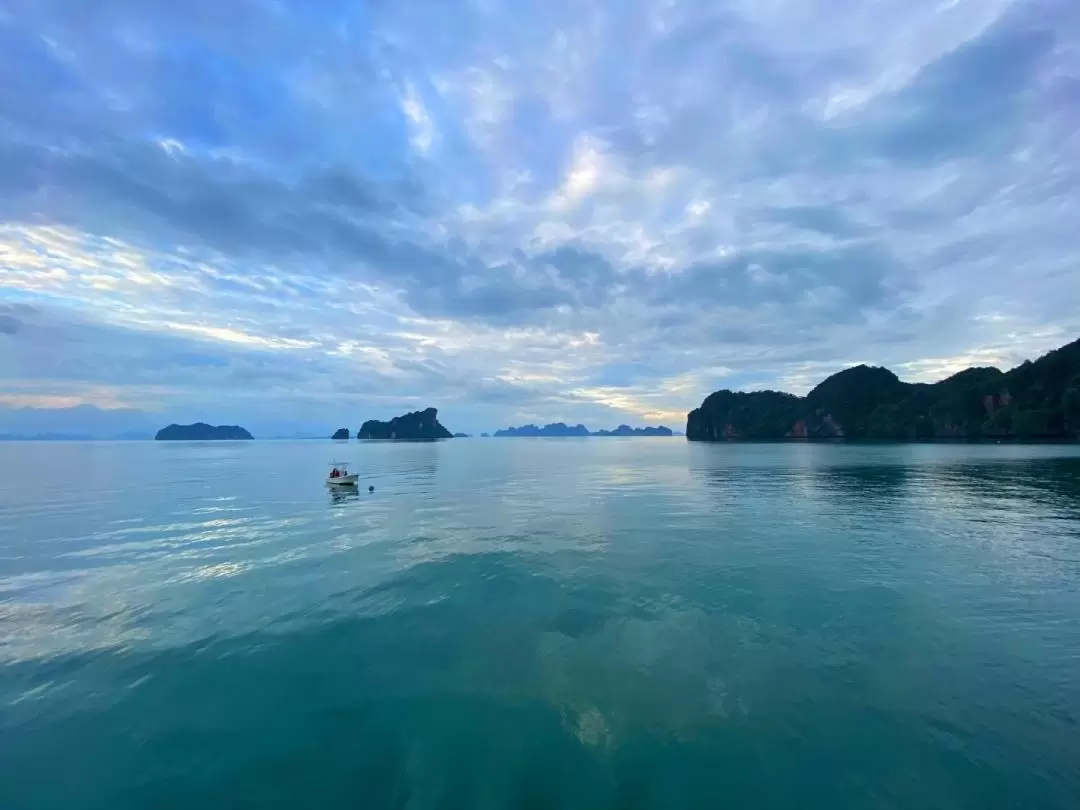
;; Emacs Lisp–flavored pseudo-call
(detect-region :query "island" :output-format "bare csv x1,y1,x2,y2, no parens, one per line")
593,425,673,437
453,432,470,438
332,428,350,440
480,433,491,438
357,407,453,440
493,423,675,437
494,423,590,437
155,423,253,440
687,336,1080,440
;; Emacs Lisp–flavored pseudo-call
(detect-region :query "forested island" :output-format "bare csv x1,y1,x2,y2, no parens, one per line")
687,337,1080,441
358,407,453,440
155,423,253,440
494,423,674,437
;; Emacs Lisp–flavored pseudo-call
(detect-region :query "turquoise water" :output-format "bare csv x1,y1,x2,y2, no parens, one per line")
2,440,1079,809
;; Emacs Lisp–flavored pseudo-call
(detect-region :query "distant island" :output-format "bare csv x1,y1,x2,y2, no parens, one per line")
0,432,93,441
0,431,154,441
358,407,453,440
496,423,590,437
594,425,674,437
493,423,673,437
453,432,470,438
155,423,254,440
687,336,1080,441
332,428,350,440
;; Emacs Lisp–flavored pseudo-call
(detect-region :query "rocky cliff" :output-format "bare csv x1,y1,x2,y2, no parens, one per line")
687,337,1080,441
357,407,453,440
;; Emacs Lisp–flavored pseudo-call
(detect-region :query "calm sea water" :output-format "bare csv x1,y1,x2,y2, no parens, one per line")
1,439,1079,809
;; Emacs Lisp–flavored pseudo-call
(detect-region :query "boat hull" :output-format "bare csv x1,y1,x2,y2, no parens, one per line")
326,474,359,486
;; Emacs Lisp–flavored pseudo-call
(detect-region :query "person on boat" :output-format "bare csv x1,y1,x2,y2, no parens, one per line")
330,468,340,478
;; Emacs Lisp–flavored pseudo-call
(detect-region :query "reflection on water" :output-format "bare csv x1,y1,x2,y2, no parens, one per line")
328,486,360,505
1,440,1079,809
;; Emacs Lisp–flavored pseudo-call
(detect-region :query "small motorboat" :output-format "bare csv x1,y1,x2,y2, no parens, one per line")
326,461,359,486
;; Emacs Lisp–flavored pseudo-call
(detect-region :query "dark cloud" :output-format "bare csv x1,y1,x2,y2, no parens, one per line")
854,25,1056,164
0,304,39,337
0,138,615,323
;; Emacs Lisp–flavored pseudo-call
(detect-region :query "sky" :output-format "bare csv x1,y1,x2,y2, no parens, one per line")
1,0,1079,437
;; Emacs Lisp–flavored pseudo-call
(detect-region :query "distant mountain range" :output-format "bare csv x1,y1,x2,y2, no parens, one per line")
0,405,330,441
493,423,674,437
688,336,1080,441
0,405,159,439
0,432,153,441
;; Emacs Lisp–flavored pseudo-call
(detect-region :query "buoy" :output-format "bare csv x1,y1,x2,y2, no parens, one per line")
369,485,375,493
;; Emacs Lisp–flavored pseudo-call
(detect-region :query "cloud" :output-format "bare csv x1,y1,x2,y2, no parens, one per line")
0,315,21,335
1,0,1079,432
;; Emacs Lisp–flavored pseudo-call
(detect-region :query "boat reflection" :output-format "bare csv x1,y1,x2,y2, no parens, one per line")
328,486,360,506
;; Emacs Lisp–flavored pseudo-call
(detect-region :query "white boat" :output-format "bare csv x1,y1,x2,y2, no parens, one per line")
326,461,358,486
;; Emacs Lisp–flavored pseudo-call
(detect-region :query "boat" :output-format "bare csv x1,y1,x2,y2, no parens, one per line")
326,461,359,486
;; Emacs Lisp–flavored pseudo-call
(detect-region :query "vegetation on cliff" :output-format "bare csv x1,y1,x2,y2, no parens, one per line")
358,408,453,440
687,337,1080,441
155,423,253,440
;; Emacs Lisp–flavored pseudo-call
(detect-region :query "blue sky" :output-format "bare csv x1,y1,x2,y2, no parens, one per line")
1,0,1079,436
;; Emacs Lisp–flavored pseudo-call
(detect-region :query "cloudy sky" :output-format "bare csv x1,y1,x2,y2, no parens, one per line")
1,0,1078,436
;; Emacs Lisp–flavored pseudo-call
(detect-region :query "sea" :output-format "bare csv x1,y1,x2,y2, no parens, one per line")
1,439,1079,809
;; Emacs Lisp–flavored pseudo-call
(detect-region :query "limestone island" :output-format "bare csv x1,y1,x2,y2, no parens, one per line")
155,423,254,440
332,428,350,440
493,423,673,437
687,336,1080,441
593,425,673,436
358,407,453,440
494,423,590,437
